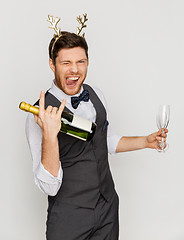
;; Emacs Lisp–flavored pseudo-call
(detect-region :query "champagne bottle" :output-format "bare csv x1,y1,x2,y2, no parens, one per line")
19,102,96,141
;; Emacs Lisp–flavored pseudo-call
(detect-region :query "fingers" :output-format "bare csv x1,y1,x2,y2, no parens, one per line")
57,99,66,116
162,132,167,138
156,136,166,142
157,129,162,135
156,128,168,142
157,128,168,136
45,99,66,116
51,107,58,114
46,105,53,113
39,91,45,113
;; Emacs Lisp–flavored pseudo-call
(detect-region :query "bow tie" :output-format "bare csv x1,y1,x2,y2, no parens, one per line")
71,89,90,109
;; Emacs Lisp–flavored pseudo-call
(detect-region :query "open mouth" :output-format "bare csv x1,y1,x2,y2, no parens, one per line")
66,76,80,86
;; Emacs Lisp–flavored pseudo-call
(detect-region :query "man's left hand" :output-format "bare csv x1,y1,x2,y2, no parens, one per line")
146,128,168,149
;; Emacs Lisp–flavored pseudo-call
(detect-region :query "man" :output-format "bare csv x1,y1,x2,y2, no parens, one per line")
26,30,167,239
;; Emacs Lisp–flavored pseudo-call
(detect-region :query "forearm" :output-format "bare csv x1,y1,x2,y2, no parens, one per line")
41,133,60,177
26,113,63,196
36,92,65,178
116,136,148,153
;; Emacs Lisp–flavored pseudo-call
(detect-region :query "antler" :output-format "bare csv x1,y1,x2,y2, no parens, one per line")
47,15,61,37
76,13,88,37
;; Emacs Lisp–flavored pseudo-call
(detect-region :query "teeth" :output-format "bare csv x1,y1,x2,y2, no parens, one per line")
67,77,79,81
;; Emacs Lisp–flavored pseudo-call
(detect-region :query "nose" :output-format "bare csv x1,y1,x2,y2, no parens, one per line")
70,63,78,74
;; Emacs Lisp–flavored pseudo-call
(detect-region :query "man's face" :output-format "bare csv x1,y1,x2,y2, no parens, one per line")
50,47,89,96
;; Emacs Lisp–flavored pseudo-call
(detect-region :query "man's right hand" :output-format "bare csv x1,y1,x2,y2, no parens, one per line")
34,91,66,138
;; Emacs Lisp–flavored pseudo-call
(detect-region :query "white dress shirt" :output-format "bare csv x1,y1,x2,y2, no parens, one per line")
26,81,121,196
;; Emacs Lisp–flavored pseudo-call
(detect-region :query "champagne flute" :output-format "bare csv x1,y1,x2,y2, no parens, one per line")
155,104,170,152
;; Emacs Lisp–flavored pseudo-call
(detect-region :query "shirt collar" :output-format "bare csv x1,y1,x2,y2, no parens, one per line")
50,80,84,105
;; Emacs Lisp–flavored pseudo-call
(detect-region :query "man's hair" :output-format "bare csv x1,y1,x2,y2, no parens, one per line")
49,31,88,65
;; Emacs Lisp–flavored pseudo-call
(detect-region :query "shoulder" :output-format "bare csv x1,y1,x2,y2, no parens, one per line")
89,85,107,109
91,86,104,98
84,84,107,105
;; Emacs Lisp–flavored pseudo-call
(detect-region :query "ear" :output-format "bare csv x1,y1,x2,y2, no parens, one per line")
49,58,55,73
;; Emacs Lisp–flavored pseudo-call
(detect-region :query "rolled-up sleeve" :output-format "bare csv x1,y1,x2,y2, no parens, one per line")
25,113,63,196
107,125,122,155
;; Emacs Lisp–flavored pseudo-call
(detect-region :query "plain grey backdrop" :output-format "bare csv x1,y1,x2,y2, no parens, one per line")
1,0,184,239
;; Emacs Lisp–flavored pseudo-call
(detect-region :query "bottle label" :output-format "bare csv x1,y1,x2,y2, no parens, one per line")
72,115,92,132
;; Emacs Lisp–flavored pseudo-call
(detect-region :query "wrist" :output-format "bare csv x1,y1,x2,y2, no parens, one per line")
144,136,150,148
42,131,58,142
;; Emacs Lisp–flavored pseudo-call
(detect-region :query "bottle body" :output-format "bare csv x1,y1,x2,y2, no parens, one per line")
60,112,96,141
19,102,96,141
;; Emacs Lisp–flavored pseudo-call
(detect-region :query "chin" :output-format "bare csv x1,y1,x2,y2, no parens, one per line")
65,87,80,96
66,84,83,95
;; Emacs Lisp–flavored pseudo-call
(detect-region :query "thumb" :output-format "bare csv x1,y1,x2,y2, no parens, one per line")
34,114,43,128
34,114,38,123
157,129,162,136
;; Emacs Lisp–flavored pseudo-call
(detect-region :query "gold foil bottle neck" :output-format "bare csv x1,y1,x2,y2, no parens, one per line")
19,102,39,115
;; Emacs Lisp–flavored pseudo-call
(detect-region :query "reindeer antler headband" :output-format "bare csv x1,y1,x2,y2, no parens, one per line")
47,14,88,59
